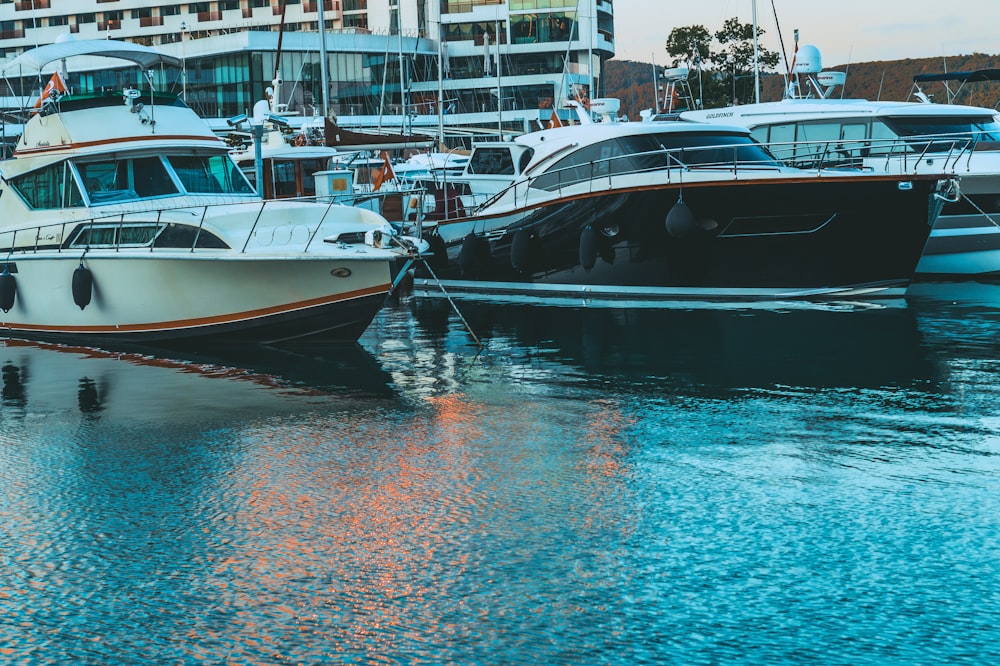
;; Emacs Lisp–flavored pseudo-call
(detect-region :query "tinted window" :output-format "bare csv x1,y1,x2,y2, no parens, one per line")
10,161,84,209
78,157,177,203
468,147,516,175
169,154,254,195
530,132,777,191
882,115,1000,152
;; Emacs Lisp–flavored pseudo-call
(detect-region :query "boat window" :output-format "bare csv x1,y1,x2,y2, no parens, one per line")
272,160,298,197
77,156,178,203
867,121,901,155
882,115,1000,151
467,147,517,175
300,159,327,196
168,154,254,195
763,123,797,161
529,132,777,191
8,161,84,209
654,132,779,168
70,223,160,248
517,148,534,173
153,223,229,249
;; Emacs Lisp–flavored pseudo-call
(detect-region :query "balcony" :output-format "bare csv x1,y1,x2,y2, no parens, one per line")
0,29,25,40
304,0,339,12
198,11,223,22
140,16,164,28
15,0,50,10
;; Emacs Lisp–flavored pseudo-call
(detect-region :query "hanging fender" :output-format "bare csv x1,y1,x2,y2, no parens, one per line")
510,228,535,274
665,198,698,239
0,268,15,313
458,233,487,278
72,264,93,310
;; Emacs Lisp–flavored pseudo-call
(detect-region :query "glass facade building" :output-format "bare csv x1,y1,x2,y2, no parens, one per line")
0,1,615,139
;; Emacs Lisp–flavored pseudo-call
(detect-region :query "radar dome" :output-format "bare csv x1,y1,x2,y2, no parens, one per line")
54,32,76,43
793,45,822,74
816,71,847,88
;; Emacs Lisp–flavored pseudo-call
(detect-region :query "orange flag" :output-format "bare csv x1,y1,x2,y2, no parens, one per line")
548,109,563,128
372,151,395,191
33,71,66,110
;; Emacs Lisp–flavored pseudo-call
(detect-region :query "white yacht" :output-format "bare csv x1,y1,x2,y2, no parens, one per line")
0,39,424,344
680,45,1000,277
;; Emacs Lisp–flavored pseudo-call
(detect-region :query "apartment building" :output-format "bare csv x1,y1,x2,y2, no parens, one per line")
0,1,615,138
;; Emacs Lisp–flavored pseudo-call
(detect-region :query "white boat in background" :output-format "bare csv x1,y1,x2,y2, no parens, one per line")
679,44,1000,278
0,38,425,345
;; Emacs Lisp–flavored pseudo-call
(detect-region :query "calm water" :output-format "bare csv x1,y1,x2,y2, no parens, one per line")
2,282,1000,664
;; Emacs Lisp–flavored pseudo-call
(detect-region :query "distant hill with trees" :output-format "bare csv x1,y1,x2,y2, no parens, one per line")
604,21,1000,121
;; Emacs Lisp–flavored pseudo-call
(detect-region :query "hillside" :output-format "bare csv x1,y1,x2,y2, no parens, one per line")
606,53,1000,120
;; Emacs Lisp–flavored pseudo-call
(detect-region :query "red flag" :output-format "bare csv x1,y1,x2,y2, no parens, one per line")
33,71,66,110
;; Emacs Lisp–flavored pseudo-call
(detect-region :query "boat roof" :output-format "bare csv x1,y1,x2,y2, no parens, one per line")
913,69,1000,84
680,98,999,127
517,119,751,147
1,38,180,75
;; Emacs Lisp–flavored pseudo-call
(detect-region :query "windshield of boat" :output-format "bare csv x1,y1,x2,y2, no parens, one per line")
529,132,778,191
74,153,254,204
168,155,255,195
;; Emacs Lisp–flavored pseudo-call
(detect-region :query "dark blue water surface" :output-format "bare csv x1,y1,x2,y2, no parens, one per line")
3,283,1000,664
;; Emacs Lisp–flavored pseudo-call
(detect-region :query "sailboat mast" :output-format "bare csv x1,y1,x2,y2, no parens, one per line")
317,0,329,117
437,20,445,148
272,0,287,113
496,17,502,137
752,0,760,104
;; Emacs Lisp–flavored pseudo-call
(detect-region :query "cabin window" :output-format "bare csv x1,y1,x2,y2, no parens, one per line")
467,147,516,175
763,123,797,161
70,223,160,248
869,121,903,155
69,223,229,249
168,154,254,195
882,115,1000,152
9,161,84,210
654,133,778,168
272,161,298,198
77,156,178,203
154,223,229,249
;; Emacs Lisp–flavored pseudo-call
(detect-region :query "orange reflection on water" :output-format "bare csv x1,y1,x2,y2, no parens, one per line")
195,392,490,661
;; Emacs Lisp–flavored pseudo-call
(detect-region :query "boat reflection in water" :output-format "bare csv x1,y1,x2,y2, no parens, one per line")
0,337,395,422
403,295,946,392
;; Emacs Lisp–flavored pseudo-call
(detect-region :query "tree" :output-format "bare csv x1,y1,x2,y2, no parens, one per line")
713,17,779,105
665,25,711,68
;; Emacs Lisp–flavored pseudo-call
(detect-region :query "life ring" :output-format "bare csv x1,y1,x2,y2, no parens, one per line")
294,133,307,147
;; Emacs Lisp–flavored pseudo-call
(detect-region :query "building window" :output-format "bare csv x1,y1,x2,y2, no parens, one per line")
510,12,576,44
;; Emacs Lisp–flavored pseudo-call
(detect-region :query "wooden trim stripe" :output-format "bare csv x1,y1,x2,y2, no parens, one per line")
0,283,389,334
15,135,224,156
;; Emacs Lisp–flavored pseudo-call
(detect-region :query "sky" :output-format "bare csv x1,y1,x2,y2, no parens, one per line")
613,0,1000,68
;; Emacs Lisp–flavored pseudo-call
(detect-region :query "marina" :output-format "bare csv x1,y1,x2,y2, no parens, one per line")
2,1,1000,663
3,288,1000,662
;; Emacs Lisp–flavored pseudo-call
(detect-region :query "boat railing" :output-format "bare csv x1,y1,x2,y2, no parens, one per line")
763,131,983,173
0,196,384,257
469,134,978,213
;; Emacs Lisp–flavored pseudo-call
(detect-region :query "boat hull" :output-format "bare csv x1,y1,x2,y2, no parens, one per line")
916,174,1000,276
420,175,941,299
0,253,392,344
